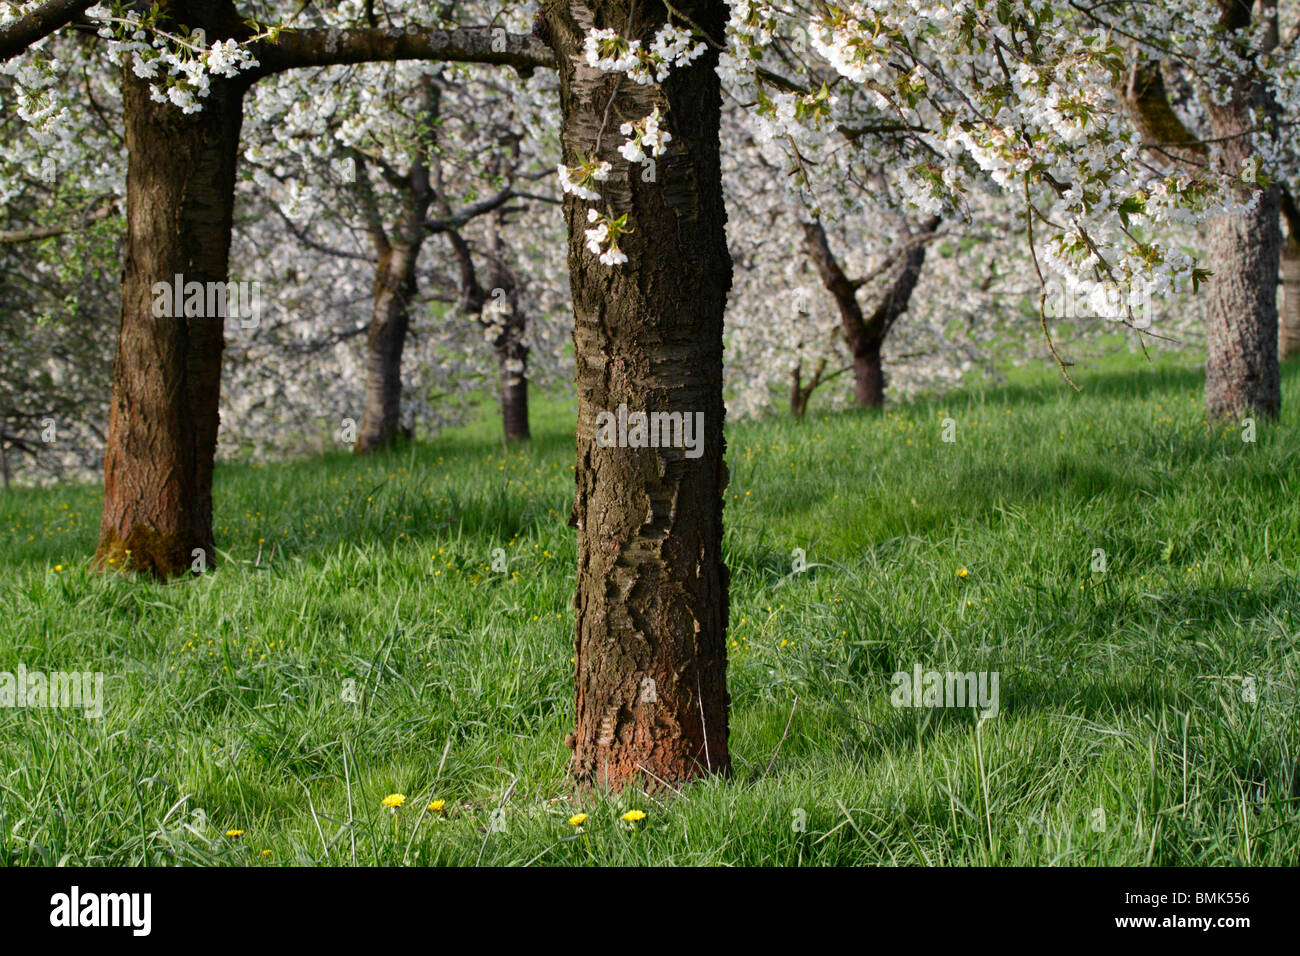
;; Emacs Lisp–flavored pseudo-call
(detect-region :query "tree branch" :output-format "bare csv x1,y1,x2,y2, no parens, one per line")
1124,58,1208,169
0,0,93,60
0,195,120,244
423,186,517,234
248,26,554,79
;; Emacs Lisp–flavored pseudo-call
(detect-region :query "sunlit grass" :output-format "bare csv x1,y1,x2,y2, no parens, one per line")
1,353,1298,865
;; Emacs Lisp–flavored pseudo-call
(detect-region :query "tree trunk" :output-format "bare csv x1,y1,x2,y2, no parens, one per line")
1281,237,1300,359
1280,202,1300,359
1204,184,1281,419
548,0,732,791
802,217,936,409
356,248,417,452
498,344,531,442
91,12,543,575
355,78,440,454
487,232,531,442
790,357,831,419
0,412,9,492
853,339,885,407
1203,2,1281,420
790,363,808,419
93,64,244,578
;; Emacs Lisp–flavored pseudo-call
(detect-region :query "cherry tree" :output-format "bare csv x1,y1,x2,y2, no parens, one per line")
721,124,1017,419
539,0,1300,789
241,52,558,450
68,0,552,576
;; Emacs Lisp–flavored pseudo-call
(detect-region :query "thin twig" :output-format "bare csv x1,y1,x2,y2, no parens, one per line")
635,763,690,800
763,695,799,778
1024,176,1079,391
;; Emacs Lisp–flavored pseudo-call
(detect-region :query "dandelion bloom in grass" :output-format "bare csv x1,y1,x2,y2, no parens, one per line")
261,849,271,857
957,568,969,578
381,793,405,810
225,829,244,838
427,800,445,812
621,810,646,822
568,813,588,826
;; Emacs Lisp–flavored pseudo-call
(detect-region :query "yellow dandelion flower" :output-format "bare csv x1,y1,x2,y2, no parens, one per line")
621,809,646,822
428,800,445,812
568,813,588,826
381,793,406,809
957,568,969,578
225,829,244,838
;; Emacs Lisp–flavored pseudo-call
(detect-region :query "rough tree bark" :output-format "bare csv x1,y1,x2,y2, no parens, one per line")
1202,0,1281,420
1126,26,1281,419
546,0,733,791
94,1,247,576
802,216,938,407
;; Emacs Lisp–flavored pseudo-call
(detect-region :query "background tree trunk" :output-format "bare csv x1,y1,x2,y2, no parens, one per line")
499,351,531,441
549,0,732,791
355,80,440,454
803,216,936,408
1281,234,1300,359
1279,192,1300,359
854,340,885,406
791,364,808,419
487,216,531,442
93,65,244,578
0,412,9,492
1203,177,1281,419
356,247,417,452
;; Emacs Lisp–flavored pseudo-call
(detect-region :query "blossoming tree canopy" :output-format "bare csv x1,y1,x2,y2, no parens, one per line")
565,1,1288,414
10,2,1287,418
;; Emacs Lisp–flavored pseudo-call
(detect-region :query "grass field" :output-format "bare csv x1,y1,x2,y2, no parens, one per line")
2,349,1298,865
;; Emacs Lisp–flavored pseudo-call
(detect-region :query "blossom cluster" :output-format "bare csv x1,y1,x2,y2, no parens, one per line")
583,23,705,84
572,20,713,265
86,5,260,114
618,107,671,165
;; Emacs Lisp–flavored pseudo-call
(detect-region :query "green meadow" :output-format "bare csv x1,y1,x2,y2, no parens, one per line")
2,350,1298,865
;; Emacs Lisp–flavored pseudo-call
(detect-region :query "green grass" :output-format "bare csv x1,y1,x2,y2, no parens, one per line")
2,351,1299,865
